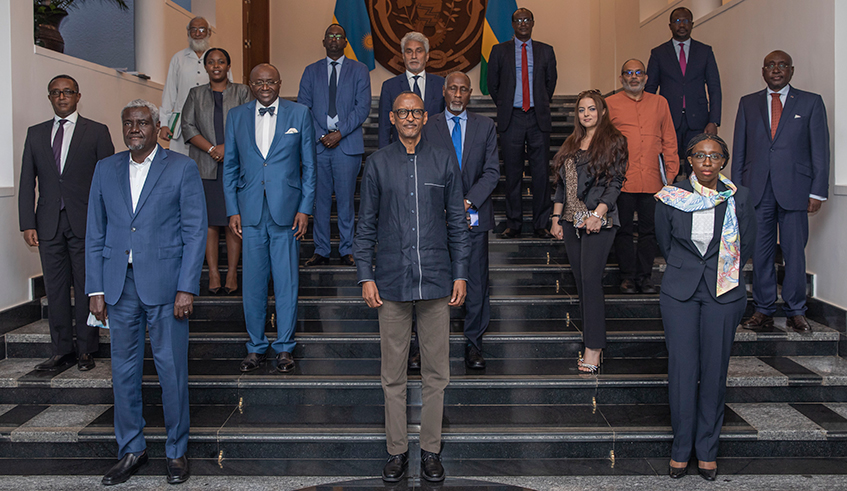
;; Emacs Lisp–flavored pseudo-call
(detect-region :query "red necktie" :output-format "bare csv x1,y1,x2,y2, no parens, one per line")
771,93,782,139
521,43,530,112
679,43,686,108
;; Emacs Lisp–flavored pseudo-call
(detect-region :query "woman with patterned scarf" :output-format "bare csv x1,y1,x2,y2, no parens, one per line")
655,133,757,481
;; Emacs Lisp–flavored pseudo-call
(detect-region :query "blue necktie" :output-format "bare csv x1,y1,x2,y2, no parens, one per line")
328,61,338,118
412,75,422,97
451,116,462,168
258,106,275,116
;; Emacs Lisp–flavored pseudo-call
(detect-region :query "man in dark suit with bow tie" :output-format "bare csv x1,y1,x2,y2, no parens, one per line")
19,74,114,372
646,6,722,178
423,71,500,369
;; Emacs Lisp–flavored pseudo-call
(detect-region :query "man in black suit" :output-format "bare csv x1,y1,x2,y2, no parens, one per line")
423,72,500,369
645,6,722,178
19,74,114,371
488,7,557,239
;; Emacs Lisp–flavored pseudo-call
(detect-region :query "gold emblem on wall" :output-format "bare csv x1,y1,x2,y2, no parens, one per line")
369,0,485,76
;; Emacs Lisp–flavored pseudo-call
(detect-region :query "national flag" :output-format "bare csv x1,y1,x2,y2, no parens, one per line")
480,0,518,95
333,0,375,71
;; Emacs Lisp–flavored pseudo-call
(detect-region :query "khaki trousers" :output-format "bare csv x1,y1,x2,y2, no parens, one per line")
379,296,450,455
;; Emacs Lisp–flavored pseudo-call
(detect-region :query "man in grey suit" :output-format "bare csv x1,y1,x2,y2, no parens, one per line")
423,72,500,369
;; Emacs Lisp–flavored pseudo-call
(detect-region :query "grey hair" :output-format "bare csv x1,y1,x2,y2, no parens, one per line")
400,31,430,54
122,99,159,124
187,16,208,29
443,70,470,88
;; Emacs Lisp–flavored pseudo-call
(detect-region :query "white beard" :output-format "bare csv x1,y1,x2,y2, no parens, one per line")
188,36,210,53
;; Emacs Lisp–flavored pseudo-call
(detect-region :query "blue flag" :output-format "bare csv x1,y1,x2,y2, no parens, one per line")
333,0,375,71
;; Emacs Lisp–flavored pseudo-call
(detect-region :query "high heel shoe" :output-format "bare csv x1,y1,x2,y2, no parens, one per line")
698,466,717,481
224,286,238,296
577,350,603,374
207,286,221,295
669,463,687,479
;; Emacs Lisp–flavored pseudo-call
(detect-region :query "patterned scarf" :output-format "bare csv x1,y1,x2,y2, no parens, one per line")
654,174,740,296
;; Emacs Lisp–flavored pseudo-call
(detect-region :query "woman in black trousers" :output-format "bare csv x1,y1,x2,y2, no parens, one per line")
550,90,627,373
655,134,756,480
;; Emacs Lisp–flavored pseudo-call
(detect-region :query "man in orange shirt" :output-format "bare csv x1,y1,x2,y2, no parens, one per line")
607,59,679,294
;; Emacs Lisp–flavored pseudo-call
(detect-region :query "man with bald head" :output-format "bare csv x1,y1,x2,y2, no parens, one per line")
732,51,829,333
223,63,316,373
607,59,679,295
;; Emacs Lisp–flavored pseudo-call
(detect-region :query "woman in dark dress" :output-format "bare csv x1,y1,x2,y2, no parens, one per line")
550,90,627,373
182,48,252,294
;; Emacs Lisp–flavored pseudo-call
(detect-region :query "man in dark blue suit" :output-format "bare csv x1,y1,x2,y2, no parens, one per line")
224,64,316,373
377,31,445,149
423,71,500,369
646,6,722,178
732,51,830,333
87,99,207,485
299,24,371,267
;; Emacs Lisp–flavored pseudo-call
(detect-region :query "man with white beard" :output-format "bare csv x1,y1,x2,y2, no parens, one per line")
159,17,230,155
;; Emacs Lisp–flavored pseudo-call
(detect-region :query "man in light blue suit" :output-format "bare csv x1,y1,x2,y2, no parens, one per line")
224,64,316,373
87,99,207,486
298,24,371,267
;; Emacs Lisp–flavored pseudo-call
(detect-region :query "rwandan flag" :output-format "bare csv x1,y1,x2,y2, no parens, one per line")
480,0,518,95
333,0,375,70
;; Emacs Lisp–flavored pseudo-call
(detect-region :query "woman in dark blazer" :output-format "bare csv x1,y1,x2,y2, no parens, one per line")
550,90,627,373
182,48,252,294
655,133,756,481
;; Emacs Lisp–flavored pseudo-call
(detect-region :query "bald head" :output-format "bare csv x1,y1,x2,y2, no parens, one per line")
762,50,794,91
249,64,281,106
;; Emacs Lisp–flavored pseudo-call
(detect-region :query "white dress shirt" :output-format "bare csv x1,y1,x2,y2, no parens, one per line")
405,70,426,103
51,111,78,174
255,98,279,158
326,55,345,131
672,38,691,65
128,145,158,263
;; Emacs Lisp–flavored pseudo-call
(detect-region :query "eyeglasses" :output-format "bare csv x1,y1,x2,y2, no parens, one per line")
764,62,791,71
250,80,281,88
671,18,691,25
49,89,78,98
621,70,645,77
690,152,726,163
513,18,533,24
188,27,208,34
393,108,425,120
326,33,344,40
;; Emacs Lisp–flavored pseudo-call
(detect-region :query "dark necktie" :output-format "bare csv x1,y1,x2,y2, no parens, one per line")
451,116,462,169
328,61,338,118
771,93,783,139
521,43,530,112
53,119,67,209
258,106,275,116
679,43,687,108
412,75,422,97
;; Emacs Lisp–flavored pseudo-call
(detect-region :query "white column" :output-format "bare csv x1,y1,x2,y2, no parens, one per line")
134,0,168,84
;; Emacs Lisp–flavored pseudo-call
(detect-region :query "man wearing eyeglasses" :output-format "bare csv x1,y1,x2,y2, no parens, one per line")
354,92,469,483
159,16,231,155
19,74,114,372
646,6,722,179
223,64,316,374
607,59,679,295
732,51,829,334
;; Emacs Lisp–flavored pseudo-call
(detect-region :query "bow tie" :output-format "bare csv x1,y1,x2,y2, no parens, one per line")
258,106,275,116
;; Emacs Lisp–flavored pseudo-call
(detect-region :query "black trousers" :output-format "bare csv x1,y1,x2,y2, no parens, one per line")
562,226,616,350
500,108,552,230
463,230,490,349
675,113,702,178
39,210,99,356
614,192,658,282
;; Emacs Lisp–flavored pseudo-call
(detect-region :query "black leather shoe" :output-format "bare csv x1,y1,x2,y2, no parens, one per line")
742,312,774,330
102,450,148,486
381,451,409,482
533,228,553,239
619,279,637,294
498,227,520,239
276,351,295,373
77,353,95,371
408,344,421,370
341,254,356,266
35,353,76,371
166,455,190,484
698,466,717,481
304,253,330,267
639,278,658,294
669,464,687,479
465,343,486,369
240,352,266,372
787,315,812,333
421,450,445,482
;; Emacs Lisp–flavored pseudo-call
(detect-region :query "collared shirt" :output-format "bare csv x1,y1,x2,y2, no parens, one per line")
672,38,691,65
606,91,680,193
255,98,279,158
51,111,78,173
128,145,159,262
326,55,345,131
444,109,467,155
405,70,427,103
691,207,715,256
513,37,535,108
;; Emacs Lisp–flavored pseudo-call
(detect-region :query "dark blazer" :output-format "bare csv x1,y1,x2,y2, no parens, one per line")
298,57,371,156
378,72,445,148
552,151,625,227
655,180,756,304
421,111,501,232
731,86,829,210
645,39,722,130
487,39,557,133
19,116,114,241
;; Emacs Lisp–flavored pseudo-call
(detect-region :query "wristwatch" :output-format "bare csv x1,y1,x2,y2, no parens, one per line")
465,199,473,207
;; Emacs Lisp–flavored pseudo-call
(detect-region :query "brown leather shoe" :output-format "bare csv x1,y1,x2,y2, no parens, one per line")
304,254,330,267
741,312,774,330
786,315,812,333
341,254,355,267
276,351,295,373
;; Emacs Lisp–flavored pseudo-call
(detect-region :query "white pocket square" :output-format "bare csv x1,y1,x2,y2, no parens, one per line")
794,114,802,119
285,128,299,134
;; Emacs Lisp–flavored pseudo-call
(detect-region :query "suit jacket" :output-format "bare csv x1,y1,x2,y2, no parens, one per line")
421,111,500,232
645,39,722,130
731,86,830,210
181,82,253,179
487,39,557,133
552,150,625,227
19,116,114,241
85,146,207,306
223,98,317,227
298,57,371,156
655,180,756,304
378,72,445,148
